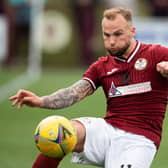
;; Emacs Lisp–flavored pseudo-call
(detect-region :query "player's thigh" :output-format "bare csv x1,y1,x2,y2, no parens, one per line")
71,117,110,166
119,144,156,168
105,143,156,168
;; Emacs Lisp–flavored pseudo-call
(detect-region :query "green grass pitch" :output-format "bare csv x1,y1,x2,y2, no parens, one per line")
0,68,168,168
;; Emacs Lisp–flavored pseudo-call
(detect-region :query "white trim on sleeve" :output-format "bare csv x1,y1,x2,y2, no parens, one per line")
83,77,97,90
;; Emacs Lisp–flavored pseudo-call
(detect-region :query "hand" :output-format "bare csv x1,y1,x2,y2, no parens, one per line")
156,61,168,78
9,89,43,109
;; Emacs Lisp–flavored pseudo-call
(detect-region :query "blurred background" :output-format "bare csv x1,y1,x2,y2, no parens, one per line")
0,0,168,168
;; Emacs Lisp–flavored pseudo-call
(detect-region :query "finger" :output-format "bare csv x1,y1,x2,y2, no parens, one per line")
18,102,23,109
157,62,168,71
14,89,27,99
156,64,164,72
9,95,18,101
12,99,21,106
17,97,34,108
18,89,34,97
9,90,24,101
16,90,26,98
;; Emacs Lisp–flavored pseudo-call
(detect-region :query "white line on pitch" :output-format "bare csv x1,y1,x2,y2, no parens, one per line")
0,71,40,103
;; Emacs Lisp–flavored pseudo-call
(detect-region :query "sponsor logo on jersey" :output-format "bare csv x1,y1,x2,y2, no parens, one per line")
108,82,122,97
108,81,152,97
134,58,148,70
107,68,119,75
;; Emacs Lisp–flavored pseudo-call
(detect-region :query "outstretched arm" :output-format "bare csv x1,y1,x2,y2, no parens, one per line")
9,79,94,109
42,79,93,109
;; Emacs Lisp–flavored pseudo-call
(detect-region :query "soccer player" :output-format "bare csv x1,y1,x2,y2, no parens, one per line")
9,7,168,168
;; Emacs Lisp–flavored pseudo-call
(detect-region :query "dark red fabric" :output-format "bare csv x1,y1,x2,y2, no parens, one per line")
83,42,168,148
32,153,62,168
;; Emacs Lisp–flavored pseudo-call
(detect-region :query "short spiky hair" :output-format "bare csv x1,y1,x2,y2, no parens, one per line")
103,7,133,23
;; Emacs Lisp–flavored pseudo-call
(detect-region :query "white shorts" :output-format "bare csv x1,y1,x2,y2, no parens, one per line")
71,117,157,168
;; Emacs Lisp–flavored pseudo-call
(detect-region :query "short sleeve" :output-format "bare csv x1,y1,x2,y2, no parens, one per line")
83,61,101,90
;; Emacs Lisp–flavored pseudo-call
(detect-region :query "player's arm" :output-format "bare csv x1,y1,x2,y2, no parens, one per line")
9,79,94,109
42,79,93,109
156,61,168,78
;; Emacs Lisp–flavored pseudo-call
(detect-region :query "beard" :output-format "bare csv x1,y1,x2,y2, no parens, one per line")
107,42,130,58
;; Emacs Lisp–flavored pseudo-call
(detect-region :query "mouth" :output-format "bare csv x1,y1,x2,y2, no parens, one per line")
110,48,118,52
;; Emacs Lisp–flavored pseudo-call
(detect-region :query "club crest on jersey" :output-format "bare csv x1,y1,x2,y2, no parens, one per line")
108,82,122,97
134,58,147,70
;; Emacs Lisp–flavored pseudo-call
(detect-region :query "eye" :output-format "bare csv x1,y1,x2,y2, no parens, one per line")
103,32,110,38
114,32,123,37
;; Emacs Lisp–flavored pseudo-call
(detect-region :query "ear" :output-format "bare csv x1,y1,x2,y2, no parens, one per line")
131,27,136,37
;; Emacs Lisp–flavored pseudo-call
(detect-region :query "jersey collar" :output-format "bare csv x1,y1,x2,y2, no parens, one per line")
114,41,141,63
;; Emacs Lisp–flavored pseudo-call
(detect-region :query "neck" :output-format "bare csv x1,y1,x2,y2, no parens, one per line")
123,39,137,59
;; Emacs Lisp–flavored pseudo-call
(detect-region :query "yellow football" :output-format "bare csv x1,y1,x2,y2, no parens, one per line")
34,115,77,158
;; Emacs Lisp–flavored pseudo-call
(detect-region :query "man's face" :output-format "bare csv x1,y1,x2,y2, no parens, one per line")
102,15,135,58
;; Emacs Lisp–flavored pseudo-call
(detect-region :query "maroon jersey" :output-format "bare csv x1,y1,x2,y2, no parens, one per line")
83,41,168,148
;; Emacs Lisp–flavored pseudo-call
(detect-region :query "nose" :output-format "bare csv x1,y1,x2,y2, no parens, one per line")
109,36,115,47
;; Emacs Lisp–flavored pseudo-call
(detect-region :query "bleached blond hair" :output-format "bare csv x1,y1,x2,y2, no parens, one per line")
103,7,133,24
